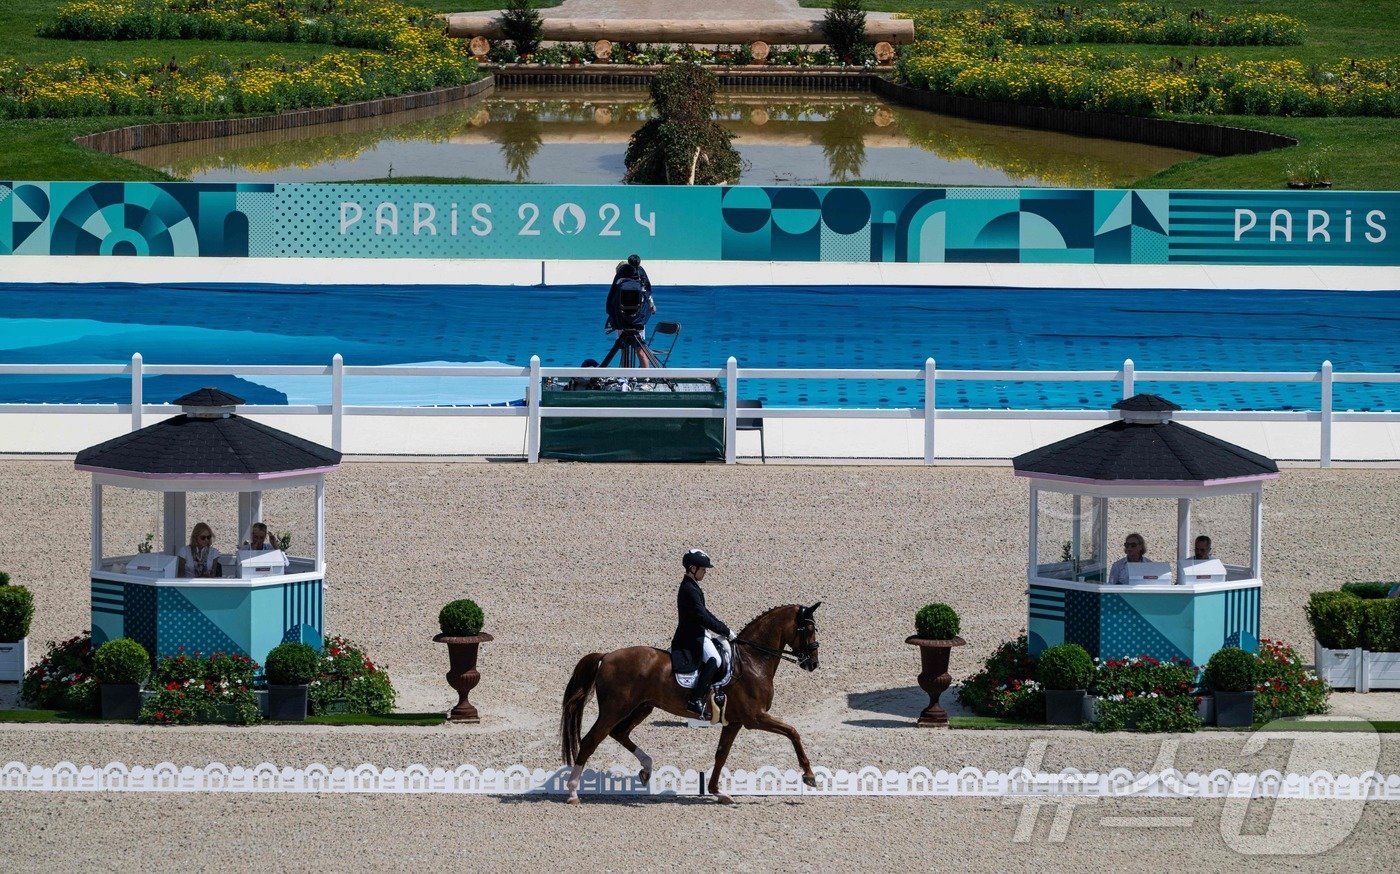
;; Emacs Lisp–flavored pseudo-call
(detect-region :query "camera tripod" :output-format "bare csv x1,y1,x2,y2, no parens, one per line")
599,328,663,369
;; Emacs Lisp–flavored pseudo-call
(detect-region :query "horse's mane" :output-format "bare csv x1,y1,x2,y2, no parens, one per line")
738,604,798,638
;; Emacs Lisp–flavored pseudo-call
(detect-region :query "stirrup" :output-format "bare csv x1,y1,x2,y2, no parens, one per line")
687,698,708,719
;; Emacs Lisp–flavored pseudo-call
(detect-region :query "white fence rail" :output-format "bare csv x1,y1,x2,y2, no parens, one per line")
2,355,1398,465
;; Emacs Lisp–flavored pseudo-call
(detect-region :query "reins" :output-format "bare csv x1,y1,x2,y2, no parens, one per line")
734,625,819,667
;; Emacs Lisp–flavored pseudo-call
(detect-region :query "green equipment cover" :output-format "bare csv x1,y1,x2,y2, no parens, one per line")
539,380,724,462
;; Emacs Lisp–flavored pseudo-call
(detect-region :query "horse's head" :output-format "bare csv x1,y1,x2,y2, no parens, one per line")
792,602,821,672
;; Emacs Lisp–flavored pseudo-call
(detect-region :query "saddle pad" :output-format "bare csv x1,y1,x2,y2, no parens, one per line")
672,639,734,689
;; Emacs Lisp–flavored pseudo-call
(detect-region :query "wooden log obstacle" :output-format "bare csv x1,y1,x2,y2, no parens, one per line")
445,17,915,64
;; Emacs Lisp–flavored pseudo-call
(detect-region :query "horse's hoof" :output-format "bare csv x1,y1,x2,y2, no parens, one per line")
567,795,580,806
802,773,817,788
715,792,735,805
638,768,651,785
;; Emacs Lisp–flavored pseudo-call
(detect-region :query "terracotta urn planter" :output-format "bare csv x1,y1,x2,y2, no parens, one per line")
906,636,966,727
433,632,493,722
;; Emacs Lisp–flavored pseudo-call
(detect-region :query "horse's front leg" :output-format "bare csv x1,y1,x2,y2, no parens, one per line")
750,711,815,787
708,721,742,804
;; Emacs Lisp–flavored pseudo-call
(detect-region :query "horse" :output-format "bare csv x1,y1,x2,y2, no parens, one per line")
560,602,822,805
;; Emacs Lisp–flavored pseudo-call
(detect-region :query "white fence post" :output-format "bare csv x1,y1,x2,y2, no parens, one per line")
923,357,936,465
130,352,143,432
725,357,738,464
1122,358,1135,398
1320,360,1333,468
331,354,344,453
527,355,541,463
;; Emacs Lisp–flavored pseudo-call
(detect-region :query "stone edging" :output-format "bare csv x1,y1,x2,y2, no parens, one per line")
74,77,496,155
872,78,1296,157
3,761,1397,798
72,68,1295,161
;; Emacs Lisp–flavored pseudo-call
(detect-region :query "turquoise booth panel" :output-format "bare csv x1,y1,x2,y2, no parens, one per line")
90,577,325,668
1026,583,1261,666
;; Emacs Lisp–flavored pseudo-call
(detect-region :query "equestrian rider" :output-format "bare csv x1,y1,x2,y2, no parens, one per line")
671,549,737,719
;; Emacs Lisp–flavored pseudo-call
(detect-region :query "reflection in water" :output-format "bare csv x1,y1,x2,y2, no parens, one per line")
118,85,1199,187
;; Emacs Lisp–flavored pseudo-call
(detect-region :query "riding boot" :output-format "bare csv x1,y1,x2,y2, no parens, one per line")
687,660,720,719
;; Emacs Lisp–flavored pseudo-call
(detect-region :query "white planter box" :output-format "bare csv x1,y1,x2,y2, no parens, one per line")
0,638,27,682
1362,651,1400,692
1314,642,1362,689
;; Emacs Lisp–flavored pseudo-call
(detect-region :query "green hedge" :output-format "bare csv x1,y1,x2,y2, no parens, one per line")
1306,591,1365,649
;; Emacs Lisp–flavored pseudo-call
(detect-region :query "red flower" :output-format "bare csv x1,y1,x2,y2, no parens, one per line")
165,681,181,690
1124,688,1134,698
154,710,165,720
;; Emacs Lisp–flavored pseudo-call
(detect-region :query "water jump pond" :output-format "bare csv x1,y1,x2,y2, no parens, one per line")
116,85,1198,187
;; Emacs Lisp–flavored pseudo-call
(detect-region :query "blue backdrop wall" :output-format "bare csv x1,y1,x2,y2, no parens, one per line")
2,181,1396,265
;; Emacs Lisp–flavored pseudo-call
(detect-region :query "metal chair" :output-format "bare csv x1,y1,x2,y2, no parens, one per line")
736,399,765,463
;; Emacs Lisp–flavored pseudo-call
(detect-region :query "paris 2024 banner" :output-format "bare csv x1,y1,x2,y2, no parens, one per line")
1,181,1396,265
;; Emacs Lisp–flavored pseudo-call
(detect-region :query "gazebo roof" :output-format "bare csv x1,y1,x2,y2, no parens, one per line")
1013,394,1278,486
75,387,341,481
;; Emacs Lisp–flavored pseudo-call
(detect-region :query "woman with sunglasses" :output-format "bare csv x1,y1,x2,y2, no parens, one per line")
1108,532,1151,585
177,522,222,578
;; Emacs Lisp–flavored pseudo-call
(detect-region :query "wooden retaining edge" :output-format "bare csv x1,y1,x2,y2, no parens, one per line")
871,78,1296,157
73,77,496,154
488,64,879,89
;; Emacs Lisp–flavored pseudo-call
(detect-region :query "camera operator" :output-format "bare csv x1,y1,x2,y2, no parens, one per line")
605,254,657,356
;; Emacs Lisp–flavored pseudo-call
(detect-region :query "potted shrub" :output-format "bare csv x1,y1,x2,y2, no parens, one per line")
93,638,151,719
264,642,321,721
0,580,35,683
1204,646,1258,728
905,603,965,727
1036,643,1093,725
1360,598,1400,692
1306,591,1365,688
434,599,493,722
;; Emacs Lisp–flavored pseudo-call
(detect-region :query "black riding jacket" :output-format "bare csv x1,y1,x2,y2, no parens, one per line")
670,575,731,674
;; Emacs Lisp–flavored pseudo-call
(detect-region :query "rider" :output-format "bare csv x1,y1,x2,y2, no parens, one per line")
671,548,737,719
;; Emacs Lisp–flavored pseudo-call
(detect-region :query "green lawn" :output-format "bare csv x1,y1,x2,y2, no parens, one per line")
803,0,1400,188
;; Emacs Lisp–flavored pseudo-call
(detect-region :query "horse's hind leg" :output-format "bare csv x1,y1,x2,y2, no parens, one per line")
610,704,656,784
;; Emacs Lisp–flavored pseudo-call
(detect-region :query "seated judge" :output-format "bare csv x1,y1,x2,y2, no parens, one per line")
1108,532,1152,585
245,522,279,552
1191,535,1216,561
177,522,221,578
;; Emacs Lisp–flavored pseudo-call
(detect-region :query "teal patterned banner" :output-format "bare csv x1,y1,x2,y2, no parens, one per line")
1,181,1396,265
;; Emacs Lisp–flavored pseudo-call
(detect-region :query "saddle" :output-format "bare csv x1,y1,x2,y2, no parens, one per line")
671,636,734,692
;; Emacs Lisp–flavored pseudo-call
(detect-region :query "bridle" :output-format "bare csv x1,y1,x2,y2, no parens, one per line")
735,619,820,670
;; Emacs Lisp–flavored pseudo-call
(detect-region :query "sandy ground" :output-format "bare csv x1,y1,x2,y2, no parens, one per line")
3,794,1397,872
3,461,1399,868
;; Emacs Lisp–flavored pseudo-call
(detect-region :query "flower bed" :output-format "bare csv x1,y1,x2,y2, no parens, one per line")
2,0,478,120
1254,638,1329,721
139,650,261,725
20,633,97,715
897,4,1399,118
308,634,396,715
1091,655,1201,732
956,634,1044,722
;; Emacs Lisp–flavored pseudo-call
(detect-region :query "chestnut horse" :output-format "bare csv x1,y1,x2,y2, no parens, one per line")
560,602,821,804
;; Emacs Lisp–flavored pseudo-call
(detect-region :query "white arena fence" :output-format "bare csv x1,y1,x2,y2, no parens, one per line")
1,355,1398,465
3,761,1400,799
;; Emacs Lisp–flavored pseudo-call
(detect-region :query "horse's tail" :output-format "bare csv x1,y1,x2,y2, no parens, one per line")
561,652,604,766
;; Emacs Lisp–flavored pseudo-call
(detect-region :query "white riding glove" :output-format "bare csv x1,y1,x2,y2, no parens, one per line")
728,631,738,642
